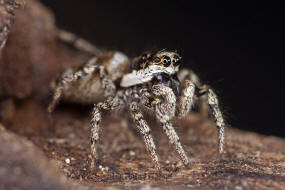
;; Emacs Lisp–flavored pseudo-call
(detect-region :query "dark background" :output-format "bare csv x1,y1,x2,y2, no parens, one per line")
40,0,284,137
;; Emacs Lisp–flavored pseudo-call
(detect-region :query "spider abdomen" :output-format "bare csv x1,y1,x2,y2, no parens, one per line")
56,51,130,104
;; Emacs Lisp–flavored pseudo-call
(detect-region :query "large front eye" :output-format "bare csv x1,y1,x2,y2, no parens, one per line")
172,55,181,66
163,56,171,66
154,57,161,63
140,54,147,62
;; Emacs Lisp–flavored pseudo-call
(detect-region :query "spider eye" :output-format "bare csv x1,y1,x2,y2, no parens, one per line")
163,56,171,67
154,57,161,63
141,54,147,62
172,55,181,66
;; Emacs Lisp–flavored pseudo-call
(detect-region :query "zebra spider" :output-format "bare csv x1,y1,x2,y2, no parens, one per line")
48,31,225,170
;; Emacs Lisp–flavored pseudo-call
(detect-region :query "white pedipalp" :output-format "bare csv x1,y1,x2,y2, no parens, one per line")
120,65,179,87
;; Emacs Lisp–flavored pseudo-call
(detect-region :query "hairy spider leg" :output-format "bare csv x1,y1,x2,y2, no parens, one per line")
56,29,102,56
206,88,225,155
152,85,189,166
176,80,196,118
177,68,209,118
178,69,225,156
90,96,123,169
197,85,225,155
129,101,160,170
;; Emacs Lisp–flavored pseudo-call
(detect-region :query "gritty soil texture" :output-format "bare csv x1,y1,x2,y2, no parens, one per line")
1,0,285,190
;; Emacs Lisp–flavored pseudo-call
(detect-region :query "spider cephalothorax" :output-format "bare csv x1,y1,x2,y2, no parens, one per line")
133,50,181,69
121,50,181,88
48,31,225,170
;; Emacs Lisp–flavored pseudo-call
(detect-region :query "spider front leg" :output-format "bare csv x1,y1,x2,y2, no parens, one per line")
152,85,189,166
90,96,123,169
129,101,160,170
176,80,196,118
178,69,225,156
177,69,208,118
199,85,225,155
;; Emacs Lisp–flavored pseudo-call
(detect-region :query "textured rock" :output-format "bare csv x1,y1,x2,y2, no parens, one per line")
0,0,89,135
0,0,89,99
0,124,73,190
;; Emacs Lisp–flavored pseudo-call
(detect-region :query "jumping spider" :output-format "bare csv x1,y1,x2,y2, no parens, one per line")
48,31,225,170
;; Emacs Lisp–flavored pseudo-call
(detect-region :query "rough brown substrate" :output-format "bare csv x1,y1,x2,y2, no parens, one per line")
0,0,285,190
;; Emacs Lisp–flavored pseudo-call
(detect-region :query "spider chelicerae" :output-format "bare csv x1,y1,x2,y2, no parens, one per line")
48,30,225,170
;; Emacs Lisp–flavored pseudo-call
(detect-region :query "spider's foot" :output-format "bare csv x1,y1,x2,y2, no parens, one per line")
90,158,103,171
90,159,95,170
217,152,225,162
47,102,56,113
154,162,161,171
184,162,191,170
